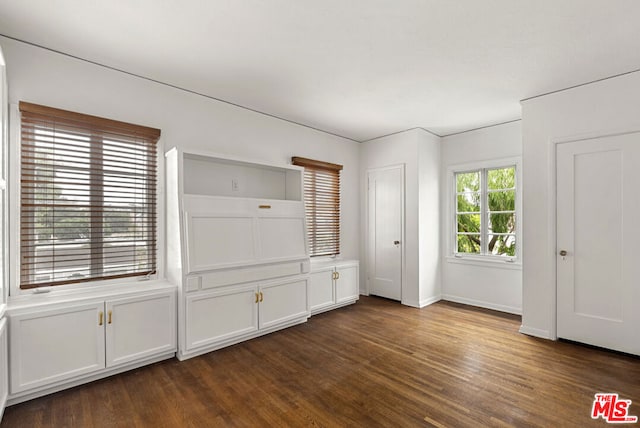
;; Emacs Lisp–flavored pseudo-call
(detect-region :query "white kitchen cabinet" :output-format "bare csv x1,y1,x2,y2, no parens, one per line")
184,276,308,353
309,260,359,315
8,287,176,401
166,148,311,360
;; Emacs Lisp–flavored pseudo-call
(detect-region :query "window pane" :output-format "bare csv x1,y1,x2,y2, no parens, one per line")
487,189,515,211
456,171,479,192
488,213,515,234
457,234,481,254
487,166,515,190
457,214,480,233
457,193,480,212
488,234,516,256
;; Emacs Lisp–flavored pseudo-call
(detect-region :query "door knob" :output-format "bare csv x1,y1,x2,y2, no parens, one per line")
559,250,567,256
394,240,400,245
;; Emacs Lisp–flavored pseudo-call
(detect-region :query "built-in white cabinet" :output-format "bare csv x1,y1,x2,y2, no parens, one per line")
309,260,359,315
185,276,308,352
8,287,176,402
0,41,8,423
105,292,176,367
0,318,8,420
166,148,311,360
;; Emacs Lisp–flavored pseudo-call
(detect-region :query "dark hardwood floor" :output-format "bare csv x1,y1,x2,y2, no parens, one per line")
2,296,639,427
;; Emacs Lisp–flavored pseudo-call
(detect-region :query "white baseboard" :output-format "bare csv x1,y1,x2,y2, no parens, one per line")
419,295,441,308
401,295,441,308
441,294,521,315
519,325,554,340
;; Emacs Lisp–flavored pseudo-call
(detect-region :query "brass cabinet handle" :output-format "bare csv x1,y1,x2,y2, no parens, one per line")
258,205,271,209
259,291,264,302
99,311,104,326
108,310,112,324
255,292,259,303
336,272,340,280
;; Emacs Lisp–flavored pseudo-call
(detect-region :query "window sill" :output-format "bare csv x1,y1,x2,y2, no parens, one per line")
8,278,176,310
445,255,522,270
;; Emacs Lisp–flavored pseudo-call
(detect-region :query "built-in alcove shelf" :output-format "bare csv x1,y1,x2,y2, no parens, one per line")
181,151,302,201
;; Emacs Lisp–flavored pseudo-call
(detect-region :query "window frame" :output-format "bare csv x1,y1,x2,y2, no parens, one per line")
448,157,522,267
9,103,165,296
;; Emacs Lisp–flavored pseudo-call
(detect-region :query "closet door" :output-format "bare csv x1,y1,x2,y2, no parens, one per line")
556,132,640,355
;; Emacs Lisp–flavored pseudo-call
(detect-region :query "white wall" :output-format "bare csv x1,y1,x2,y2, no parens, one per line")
418,131,441,306
360,128,440,307
521,71,640,338
0,37,361,285
440,121,522,314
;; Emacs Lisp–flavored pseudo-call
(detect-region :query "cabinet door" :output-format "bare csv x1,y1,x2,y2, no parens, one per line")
309,267,335,312
335,265,359,304
105,291,176,368
10,302,105,393
259,277,309,330
185,212,257,272
256,201,308,261
185,284,258,351
0,318,7,419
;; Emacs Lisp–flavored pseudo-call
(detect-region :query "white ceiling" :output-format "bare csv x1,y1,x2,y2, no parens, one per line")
1,1,639,142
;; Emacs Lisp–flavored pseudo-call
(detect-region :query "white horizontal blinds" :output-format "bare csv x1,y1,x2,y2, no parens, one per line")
19,101,160,289
291,157,342,257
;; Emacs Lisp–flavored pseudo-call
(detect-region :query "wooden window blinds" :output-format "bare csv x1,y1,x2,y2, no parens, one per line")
19,101,160,289
291,157,342,257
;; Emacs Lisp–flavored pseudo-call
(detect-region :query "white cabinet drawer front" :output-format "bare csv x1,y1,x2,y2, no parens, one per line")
10,303,105,393
253,200,304,216
259,278,309,329
336,265,359,304
199,261,306,290
257,217,307,261
186,214,256,272
186,286,258,350
106,291,177,368
309,268,335,312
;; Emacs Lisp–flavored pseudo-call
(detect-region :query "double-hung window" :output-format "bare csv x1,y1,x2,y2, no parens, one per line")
454,164,518,259
19,102,160,289
291,156,342,257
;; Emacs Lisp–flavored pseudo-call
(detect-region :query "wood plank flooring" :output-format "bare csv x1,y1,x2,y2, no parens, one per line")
2,296,639,427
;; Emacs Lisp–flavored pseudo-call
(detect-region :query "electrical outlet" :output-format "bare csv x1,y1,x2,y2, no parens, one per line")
232,178,239,191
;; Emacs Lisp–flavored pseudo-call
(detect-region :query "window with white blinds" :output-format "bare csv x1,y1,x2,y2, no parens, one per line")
19,102,160,289
291,157,342,257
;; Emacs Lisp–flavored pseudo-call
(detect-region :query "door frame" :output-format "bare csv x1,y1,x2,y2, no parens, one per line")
365,164,406,300
553,129,640,340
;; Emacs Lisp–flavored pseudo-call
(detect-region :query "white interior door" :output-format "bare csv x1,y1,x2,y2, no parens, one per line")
367,166,403,301
556,132,640,355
